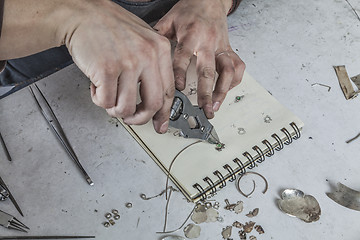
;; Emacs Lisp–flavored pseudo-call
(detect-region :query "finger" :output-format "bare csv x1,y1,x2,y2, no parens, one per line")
213,52,235,111
123,67,163,125
154,15,176,39
173,41,195,90
228,51,246,89
196,49,216,119
106,70,139,119
152,51,175,134
90,71,118,109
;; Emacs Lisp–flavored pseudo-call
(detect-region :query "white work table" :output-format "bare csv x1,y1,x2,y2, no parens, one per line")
0,0,359,239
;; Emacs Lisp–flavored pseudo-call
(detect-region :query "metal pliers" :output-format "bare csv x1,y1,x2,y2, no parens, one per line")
0,210,29,232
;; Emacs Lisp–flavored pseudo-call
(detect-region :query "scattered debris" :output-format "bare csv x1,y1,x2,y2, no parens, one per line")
278,189,321,223
103,222,110,228
109,219,116,225
311,83,331,92
213,201,220,210
232,221,244,228
326,182,360,211
238,230,246,240
111,209,119,215
236,172,268,198
237,128,246,135
264,115,272,123
125,202,133,208
234,201,244,214
188,88,197,95
243,221,256,233
234,95,245,103
184,224,201,239
346,132,360,143
249,235,257,240
215,142,225,151
140,186,178,200
216,216,224,222
221,226,232,239
255,225,265,234
246,208,259,218
105,213,112,219
333,65,359,100
114,214,120,220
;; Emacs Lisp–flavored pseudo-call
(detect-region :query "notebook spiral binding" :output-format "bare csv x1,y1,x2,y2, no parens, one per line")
193,122,301,201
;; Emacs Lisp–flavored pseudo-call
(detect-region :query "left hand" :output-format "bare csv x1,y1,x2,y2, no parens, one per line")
154,0,245,119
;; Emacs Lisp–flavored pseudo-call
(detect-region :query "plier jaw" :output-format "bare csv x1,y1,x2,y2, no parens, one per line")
0,210,29,232
169,90,220,144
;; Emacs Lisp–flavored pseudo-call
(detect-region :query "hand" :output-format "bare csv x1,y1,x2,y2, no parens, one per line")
62,0,175,133
154,0,245,118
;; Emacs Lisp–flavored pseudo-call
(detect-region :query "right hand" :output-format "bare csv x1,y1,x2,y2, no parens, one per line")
61,0,175,133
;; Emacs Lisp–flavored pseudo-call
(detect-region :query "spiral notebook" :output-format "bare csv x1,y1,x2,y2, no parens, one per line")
120,62,304,202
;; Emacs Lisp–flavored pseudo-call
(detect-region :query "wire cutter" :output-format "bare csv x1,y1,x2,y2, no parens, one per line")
28,84,94,186
0,210,29,232
169,90,220,144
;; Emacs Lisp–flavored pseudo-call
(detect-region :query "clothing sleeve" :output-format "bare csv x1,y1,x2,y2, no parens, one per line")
228,0,242,16
0,0,6,72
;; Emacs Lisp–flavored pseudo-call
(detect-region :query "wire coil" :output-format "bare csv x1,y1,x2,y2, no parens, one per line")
192,122,301,201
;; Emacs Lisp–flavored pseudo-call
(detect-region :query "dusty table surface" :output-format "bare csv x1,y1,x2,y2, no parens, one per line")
0,0,359,239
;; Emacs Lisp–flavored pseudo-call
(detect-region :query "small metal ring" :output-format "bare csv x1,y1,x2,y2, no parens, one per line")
271,133,283,151
223,164,236,182
233,158,246,175
243,151,256,169
215,51,230,58
193,183,207,201
252,145,265,163
262,139,274,157
290,122,301,139
203,177,216,195
213,170,226,188
281,128,293,145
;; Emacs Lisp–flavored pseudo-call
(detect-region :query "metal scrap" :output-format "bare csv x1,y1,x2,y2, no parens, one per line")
232,221,243,228
255,225,265,234
326,182,360,211
184,224,201,239
346,132,360,143
246,208,259,218
243,221,256,233
333,65,359,99
249,236,257,240
236,172,268,198
221,226,232,239
278,189,321,223
311,83,331,92
238,230,246,240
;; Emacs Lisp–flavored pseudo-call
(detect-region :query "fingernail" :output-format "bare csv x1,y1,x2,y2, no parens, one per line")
213,101,221,112
160,121,169,134
205,104,214,119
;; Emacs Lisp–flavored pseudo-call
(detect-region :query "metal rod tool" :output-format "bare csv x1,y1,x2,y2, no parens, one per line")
0,132,12,161
28,84,94,186
0,175,23,217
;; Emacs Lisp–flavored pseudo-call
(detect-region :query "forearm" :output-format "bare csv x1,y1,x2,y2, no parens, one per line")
0,0,78,60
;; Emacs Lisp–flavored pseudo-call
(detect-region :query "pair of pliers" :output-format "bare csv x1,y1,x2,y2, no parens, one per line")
0,176,23,217
0,209,29,232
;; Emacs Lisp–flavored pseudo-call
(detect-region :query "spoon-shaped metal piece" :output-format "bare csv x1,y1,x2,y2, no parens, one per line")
326,182,360,211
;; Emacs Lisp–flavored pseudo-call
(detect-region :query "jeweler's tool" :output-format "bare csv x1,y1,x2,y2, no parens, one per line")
0,236,96,239
0,175,23,217
169,90,220,144
28,84,94,186
0,209,29,232
0,131,11,161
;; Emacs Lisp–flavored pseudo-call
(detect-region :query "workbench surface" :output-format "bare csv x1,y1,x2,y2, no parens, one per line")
1,0,359,239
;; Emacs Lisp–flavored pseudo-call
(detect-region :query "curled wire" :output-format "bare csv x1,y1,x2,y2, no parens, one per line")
236,172,268,198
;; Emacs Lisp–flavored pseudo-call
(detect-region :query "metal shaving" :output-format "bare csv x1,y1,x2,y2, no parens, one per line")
234,201,244,214
255,225,265,234
221,226,232,239
238,230,246,240
140,186,177,200
246,208,259,217
243,221,256,233
184,224,201,239
232,221,243,228
205,208,219,223
249,235,257,240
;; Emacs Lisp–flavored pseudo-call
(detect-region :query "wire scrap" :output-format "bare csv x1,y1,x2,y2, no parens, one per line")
311,83,331,92
236,172,268,198
346,133,360,143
